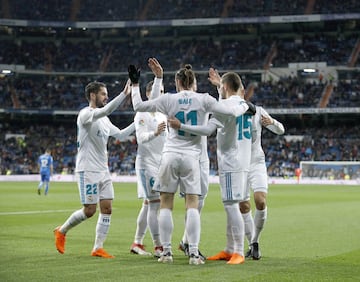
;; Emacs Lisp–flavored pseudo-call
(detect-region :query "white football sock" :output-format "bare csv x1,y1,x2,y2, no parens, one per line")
60,208,87,234
158,208,173,254
242,210,254,246
252,207,267,244
186,208,200,256
93,213,111,250
181,211,188,244
134,202,148,244
224,202,245,256
198,198,204,214
148,201,161,247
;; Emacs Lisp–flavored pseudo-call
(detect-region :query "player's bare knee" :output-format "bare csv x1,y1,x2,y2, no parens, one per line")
254,192,267,210
185,194,199,209
255,200,266,210
83,205,97,218
240,200,251,213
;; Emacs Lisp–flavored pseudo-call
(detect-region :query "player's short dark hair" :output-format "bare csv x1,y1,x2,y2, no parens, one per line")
85,81,106,102
221,72,243,92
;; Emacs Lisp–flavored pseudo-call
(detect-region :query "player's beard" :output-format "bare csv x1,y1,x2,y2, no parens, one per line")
95,97,106,108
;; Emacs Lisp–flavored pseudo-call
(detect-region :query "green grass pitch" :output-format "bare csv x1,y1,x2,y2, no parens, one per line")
0,181,360,281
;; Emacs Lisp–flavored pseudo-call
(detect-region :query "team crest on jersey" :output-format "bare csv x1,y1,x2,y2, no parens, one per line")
87,195,93,202
149,177,155,188
138,119,145,126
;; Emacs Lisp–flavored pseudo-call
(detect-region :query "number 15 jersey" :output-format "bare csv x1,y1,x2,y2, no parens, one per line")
212,95,253,172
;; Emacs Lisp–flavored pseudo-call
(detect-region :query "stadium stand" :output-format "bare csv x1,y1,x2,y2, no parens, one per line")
0,1,359,179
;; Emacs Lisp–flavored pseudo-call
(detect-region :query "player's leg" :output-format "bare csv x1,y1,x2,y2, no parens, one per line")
249,162,268,260
158,192,175,263
38,173,45,195
179,159,208,260
143,168,162,256
54,171,96,254
91,172,115,258
148,199,162,257
185,194,204,265
130,169,151,255
224,201,245,264
54,207,89,254
180,154,203,265
198,159,209,214
253,192,267,240
240,174,255,258
208,171,246,264
207,172,235,261
134,200,149,246
44,181,49,195
154,152,179,263
44,173,50,195
179,197,189,256
130,200,151,255
240,200,255,257
251,191,267,260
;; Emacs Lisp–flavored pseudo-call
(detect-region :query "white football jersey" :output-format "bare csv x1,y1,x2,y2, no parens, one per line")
132,86,249,157
134,111,167,169
213,96,253,172
251,106,285,164
75,105,134,172
200,112,210,162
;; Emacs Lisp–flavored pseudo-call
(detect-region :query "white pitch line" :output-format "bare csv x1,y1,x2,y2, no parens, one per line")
0,209,74,215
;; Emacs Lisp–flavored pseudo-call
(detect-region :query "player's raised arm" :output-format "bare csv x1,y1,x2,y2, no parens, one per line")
80,80,130,124
148,58,164,99
129,64,159,113
100,79,131,115
148,57,163,79
208,67,221,87
111,122,136,142
261,111,285,135
208,94,249,117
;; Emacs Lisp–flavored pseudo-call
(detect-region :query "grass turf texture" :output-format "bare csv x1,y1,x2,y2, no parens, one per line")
0,181,359,282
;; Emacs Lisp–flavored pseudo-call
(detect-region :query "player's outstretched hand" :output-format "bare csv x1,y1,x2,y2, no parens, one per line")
208,67,221,87
148,58,163,78
245,101,256,115
128,65,141,84
123,79,132,96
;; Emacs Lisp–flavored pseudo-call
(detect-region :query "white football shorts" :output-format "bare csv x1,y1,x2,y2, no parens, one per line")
179,158,209,199
243,161,268,201
76,171,114,205
199,159,209,199
153,151,201,195
219,170,249,202
136,167,160,201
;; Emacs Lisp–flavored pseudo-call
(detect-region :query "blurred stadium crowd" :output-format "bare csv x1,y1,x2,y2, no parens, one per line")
1,122,359,178
4,0,360,21
0,0,359,179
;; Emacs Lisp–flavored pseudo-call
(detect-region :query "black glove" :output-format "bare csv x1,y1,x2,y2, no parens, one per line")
128,65,141,84
245,101,256,115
